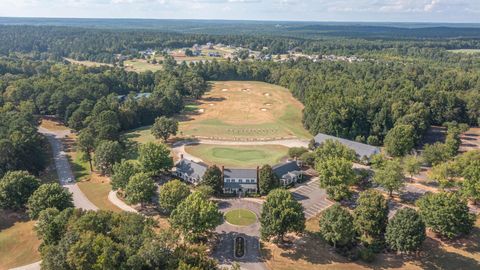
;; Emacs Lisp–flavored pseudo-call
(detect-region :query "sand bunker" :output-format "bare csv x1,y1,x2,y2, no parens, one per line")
198,109,205,113
209,103,214,106
222,88,228,92
264,103,272,106
264,93,271,96
260,108,268,112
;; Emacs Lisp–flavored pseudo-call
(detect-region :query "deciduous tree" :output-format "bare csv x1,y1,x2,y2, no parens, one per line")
138,142,173,175
159,179,191,214
384,124,415,157
0,170,40,210
94,140,123,175
258,164,279,195
385,208,426,253
111,160,139,191
151,116,178,142
353,190,389,245
373,159,405,197
125,173,156,206
27,183,74,219
201,165,223,195
316,158,355,201
318,204,355,248
260,189,305,242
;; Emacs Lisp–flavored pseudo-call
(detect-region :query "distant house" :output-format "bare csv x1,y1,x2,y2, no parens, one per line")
174,158,208,184
273,160,303,186
116,92,152,103
313,133,380,159
222,167,258,194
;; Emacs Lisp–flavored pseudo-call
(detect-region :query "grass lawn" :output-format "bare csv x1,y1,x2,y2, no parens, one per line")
77,174,122,212
124,59,163,73
261,213,480,270
0,212,41,270
448,49,480,54
224,209,257,226
185,144,289,168
178,81,312,141
64,58,113,68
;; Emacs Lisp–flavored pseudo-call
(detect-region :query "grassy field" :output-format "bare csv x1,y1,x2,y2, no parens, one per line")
124,59,163,73
0,212,41,270
224,209,257,226
262,214,480,270
77,175,121,212
184,144,288,168
178,81,312,140
64,58,113,68
448,49,480,54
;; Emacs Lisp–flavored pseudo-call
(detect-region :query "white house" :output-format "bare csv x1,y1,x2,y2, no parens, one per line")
222,167,258,194
174,158,208,185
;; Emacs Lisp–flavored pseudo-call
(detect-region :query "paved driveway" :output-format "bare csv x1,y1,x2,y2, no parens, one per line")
38,127,97,211
213,199,267,270
291,178,333,219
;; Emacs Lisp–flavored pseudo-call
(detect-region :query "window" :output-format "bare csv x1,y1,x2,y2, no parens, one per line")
239,179,243,183
226,179,230,183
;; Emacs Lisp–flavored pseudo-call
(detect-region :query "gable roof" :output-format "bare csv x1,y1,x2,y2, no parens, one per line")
314,133,380,158
272,161,301,178
223,168,257,179
175,159,208,179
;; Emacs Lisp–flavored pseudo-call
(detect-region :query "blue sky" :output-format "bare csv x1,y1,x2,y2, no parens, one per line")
0,0,479,23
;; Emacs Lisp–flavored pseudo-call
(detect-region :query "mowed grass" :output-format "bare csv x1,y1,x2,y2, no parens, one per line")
178,81,312,140
184,144,288,168
224,209,257,226
448,49,480,54
262,213,480,270
124,59,163,73
0,215,41,270
77,176,121,212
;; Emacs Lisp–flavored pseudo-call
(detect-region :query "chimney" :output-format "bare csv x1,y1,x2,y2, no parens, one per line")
256,166,260,193
180,154,184,160
221,166,225,190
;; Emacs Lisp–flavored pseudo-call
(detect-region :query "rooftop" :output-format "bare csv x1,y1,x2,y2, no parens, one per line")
314,133,380,158
223,168,257,179
272,161,301,178
176,159,208,179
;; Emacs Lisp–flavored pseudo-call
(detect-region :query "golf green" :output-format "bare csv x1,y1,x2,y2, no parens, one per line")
224,209,257,226
184,144,288,168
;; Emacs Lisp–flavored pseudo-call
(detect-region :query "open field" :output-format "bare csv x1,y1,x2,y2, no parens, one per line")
178,81,312,141
262,213,480,270
185,144,288,168
64,58,113,68
448,49,480,54
0,212,41,270
124,59,163,73
78,175,121,212
224,209,257,226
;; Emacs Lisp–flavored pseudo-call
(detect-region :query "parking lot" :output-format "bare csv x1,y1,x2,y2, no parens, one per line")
291,178,334,219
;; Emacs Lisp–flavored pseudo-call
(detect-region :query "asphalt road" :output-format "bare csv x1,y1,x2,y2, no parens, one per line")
38,127,98,211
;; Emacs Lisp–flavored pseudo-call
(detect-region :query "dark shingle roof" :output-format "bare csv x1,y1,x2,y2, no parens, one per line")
314,133,380,158
223,181,257,189
223,168,257,179
272,161,301,178
175,159,208,179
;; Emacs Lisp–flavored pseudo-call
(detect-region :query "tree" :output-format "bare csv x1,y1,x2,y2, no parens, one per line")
316,158,355,201
288,147,308,158
422,142,449,166
139,142,173,175
429,161,456,189
315,139,357,162
67,232,124,270
111,160,139,191
27,183,74,219
300,151,316,166
125,173,156,206
384,124,415,157
353,190,389,244
77,129,95,172
461,160,480,204
151,116,178,142
260,189,305,242
258,164,279,195
35,208,74,245
159,179,191,214
444,128,461,158
94,140,123,175
0,170,40,210
402,155,422,178
318,204,355,248
201,165,223,195
416,192,475,239
170,192,222,242
373,159,405,197
385,208,426,253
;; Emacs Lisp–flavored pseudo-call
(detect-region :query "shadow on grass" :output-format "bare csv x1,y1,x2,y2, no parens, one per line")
0,210,29,231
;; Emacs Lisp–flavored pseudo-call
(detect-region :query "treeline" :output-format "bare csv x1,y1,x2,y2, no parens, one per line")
1,25,480,64
193,58,480,145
